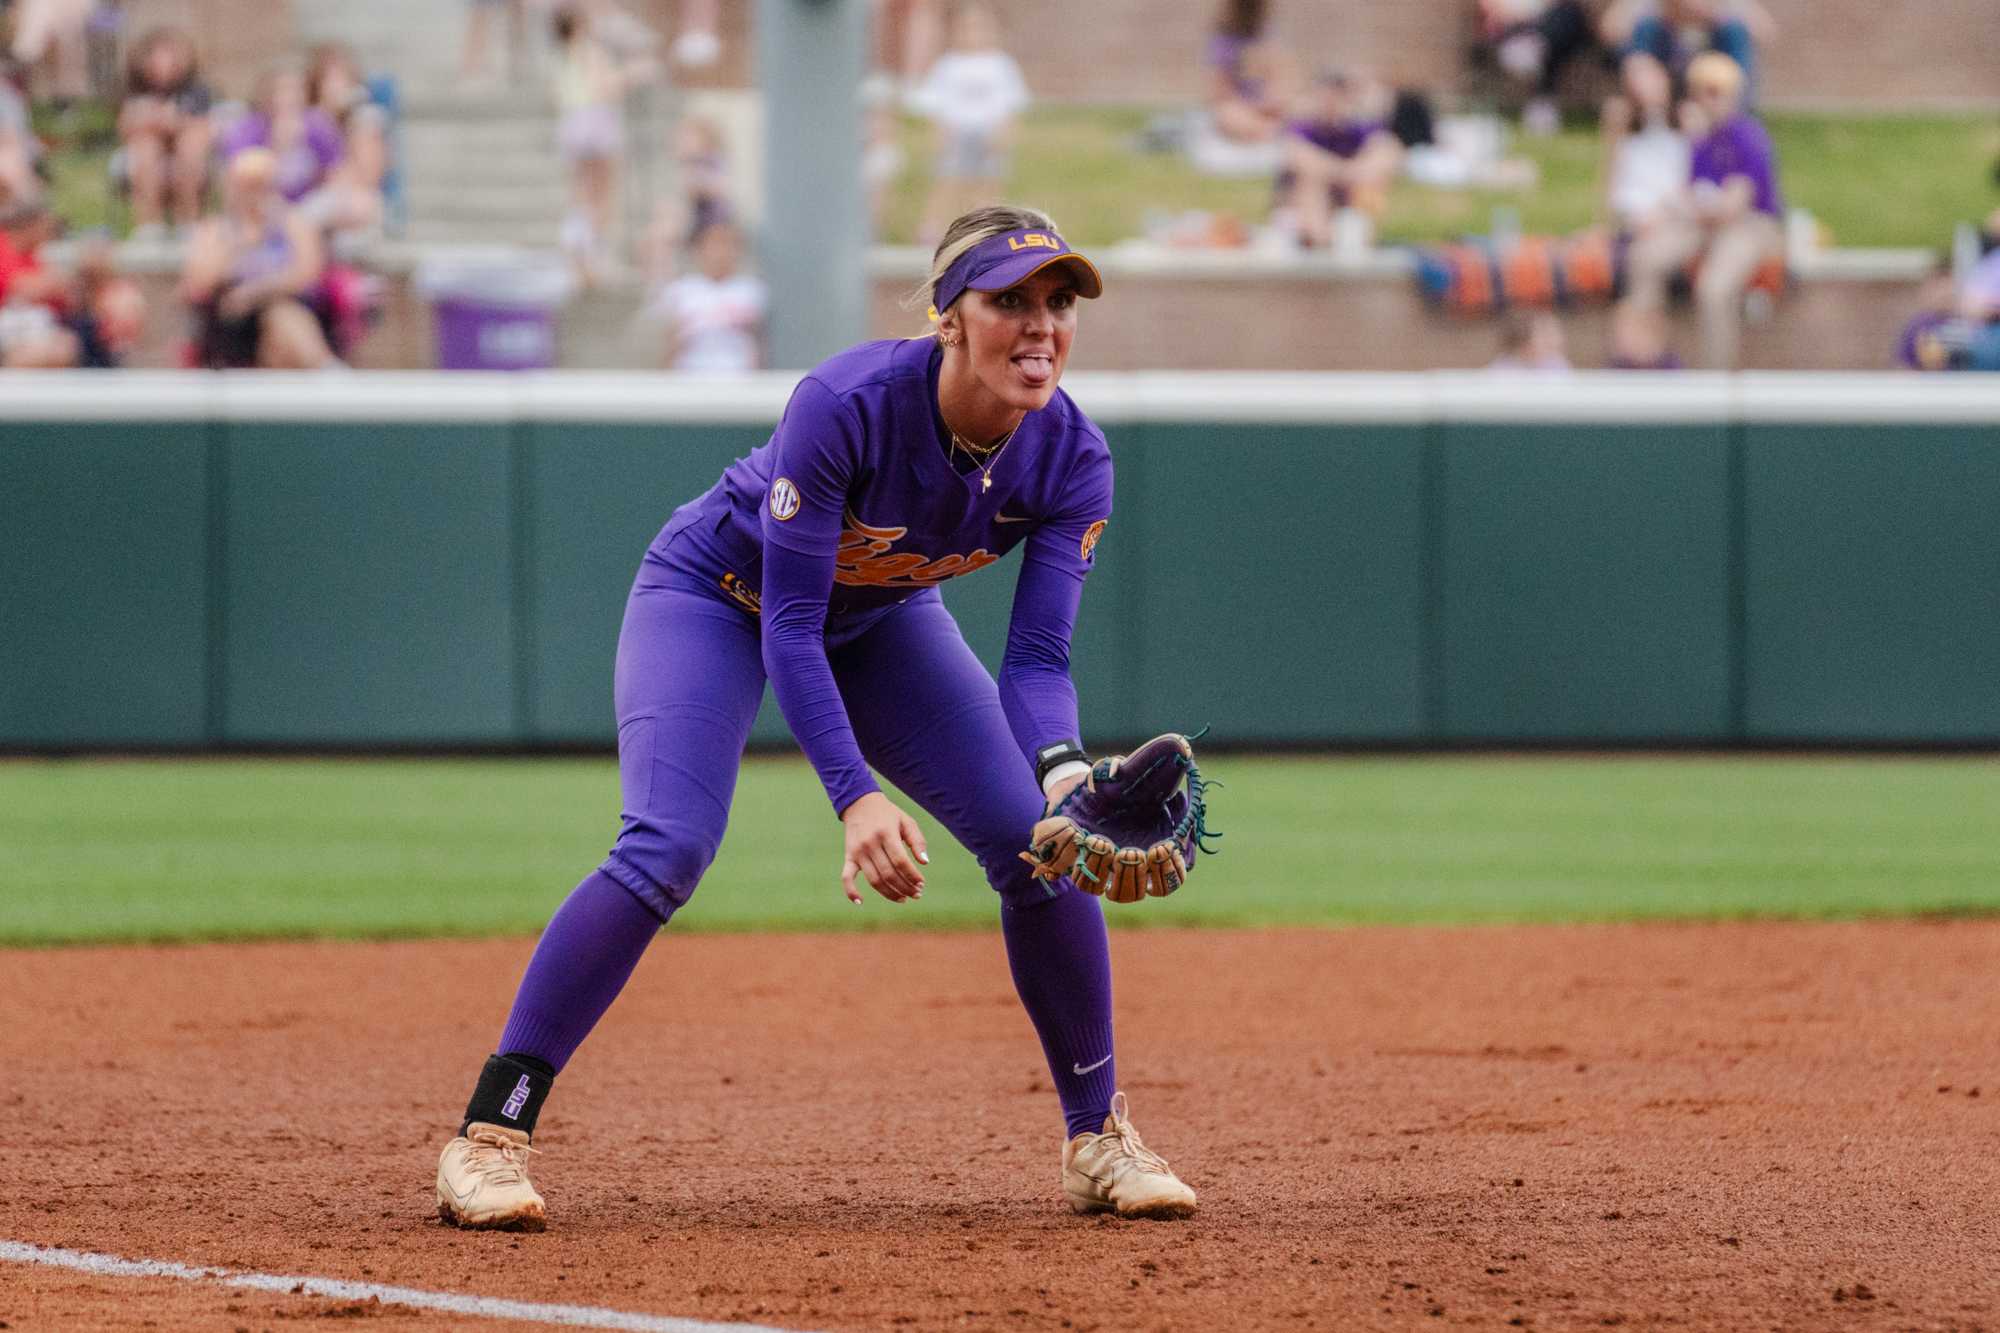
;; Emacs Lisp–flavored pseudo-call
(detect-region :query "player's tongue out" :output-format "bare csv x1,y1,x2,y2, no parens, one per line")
1013,349,1054,387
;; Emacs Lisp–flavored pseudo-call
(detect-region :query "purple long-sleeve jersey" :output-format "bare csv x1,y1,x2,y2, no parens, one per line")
1690,113,1783,217
654,337,1114,813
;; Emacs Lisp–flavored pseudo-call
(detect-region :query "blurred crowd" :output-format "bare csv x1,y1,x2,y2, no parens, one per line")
1,0,1994,375
0,2,392,370
1184,0,1998,374
1902,209,2000,374
1184,0,1795,368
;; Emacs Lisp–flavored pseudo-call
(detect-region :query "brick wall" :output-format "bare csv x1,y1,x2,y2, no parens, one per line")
100,260,1923,373
986,0,1471,104
1757,0,2000,107
869,269,1925,373
976,0,2000,108
114,2,1996,108
718,0,1999,109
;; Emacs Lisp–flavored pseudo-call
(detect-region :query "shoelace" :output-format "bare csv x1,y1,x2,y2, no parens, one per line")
1096,1093,1174,1180
464,1132,538,1188
1102,1119,1173,1178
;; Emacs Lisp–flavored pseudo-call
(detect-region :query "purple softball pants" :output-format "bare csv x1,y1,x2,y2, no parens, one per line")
595,559,1058,916
497,554,1119,1135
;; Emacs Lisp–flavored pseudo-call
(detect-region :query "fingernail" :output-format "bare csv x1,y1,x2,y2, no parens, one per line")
918,851,930,864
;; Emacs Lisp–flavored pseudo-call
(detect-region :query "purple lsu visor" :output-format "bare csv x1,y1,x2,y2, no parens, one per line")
932,227,1105,315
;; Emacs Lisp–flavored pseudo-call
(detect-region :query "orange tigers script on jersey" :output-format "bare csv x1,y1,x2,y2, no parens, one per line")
834,514,1000,588
719,571,762,615
1080,519,1106,562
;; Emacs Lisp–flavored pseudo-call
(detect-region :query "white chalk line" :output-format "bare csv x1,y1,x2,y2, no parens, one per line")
0,1240,810,1333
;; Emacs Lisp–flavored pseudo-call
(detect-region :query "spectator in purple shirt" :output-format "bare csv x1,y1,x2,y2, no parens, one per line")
1957,208,2000,325
181,147,335,370
1204,0,1291,145
219,66,345,205
1275,69,1403,251
301,44,388,241
1618,51,1781,369
1927,210,2000,371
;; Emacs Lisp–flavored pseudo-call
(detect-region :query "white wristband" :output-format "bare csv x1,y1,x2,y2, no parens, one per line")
1040,759,1091,799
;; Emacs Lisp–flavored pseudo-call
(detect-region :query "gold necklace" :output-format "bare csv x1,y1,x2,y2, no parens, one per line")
949,424,1017,491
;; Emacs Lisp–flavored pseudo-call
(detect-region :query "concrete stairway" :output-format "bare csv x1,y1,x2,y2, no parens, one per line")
289,0,682,255
292,0,451,88
397,90,578,250
286,0,766,371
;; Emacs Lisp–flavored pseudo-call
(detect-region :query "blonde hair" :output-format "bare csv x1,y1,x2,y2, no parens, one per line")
906,204,1060,322
1686,50,1744,98
227,146,280,194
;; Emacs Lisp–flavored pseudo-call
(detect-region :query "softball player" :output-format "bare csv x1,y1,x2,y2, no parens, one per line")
436,205,1197,1230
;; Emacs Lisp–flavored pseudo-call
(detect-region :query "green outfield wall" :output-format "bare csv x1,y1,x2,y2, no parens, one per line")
4,373,1996,749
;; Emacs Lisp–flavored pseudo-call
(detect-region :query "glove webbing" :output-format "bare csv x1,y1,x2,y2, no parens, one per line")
1049,746,1222,895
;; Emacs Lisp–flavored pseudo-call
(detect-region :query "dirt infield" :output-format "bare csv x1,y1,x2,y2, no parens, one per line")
5,923,1998,1331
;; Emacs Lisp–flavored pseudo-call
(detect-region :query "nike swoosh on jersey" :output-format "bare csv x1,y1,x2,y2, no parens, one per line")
1071,1053,1112,1075
994,512,1033,523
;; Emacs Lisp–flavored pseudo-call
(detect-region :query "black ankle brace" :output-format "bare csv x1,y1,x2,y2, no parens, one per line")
461,1053,555,1138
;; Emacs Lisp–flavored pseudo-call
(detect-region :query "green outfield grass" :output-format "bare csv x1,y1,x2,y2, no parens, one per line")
881,106,2000,250
2,754,1996,945
34,105,1998,252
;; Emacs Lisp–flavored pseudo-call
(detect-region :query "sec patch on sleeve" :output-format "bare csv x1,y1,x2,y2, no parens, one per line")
1081,519,1107,562
769,478,801,521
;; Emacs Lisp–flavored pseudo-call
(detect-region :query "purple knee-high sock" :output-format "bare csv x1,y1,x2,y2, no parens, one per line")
496,869,664,1073
1000,886,1117,1139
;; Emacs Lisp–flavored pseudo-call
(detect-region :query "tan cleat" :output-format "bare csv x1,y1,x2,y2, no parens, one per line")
1060,1092,1197,1219
436,1121,547,1232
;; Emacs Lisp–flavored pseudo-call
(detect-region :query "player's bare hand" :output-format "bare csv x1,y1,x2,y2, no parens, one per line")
839,792,929,904
1044,770,1087,816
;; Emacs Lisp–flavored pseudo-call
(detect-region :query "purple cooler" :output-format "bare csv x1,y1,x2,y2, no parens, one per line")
417,250,574,372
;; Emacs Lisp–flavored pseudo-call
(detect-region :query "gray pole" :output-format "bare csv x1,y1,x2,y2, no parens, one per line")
755,0,870,369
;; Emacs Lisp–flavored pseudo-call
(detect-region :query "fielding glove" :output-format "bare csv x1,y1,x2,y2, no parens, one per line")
1019,732,1219,903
